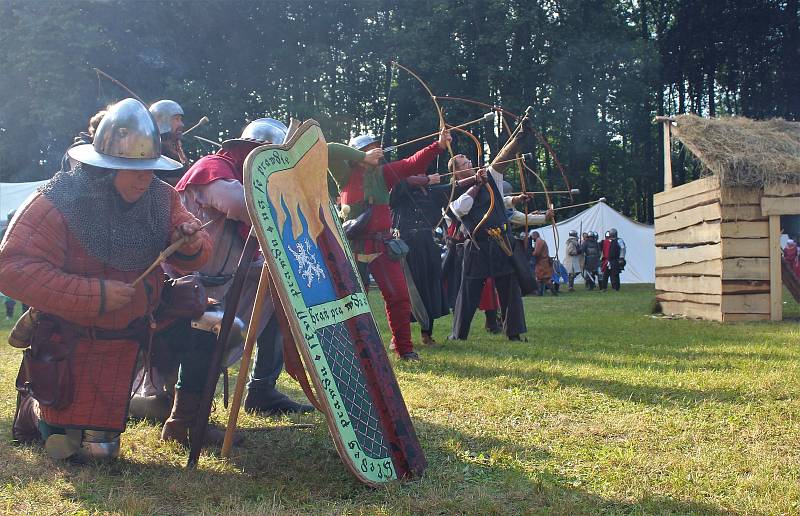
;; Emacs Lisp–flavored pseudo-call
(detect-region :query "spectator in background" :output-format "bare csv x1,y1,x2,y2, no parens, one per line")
530,231,556,296
563,229,583,291
599,228,626,291
581,231,601,290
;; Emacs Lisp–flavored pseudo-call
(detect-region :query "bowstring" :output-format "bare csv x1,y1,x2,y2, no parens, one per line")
380,62,395,149
379,63,438,235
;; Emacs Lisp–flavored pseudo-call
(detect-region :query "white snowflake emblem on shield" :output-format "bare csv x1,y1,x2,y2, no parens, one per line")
289,238,326,288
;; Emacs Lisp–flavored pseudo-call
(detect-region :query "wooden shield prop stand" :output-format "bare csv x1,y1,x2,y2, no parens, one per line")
232,120,426,486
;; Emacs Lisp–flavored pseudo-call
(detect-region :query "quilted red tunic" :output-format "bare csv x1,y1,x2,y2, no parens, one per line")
0,190,211,431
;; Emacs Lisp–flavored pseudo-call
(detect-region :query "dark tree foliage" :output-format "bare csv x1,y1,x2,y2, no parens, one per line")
0,0,796,222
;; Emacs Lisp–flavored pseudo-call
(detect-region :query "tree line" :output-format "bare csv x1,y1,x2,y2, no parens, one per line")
0,0,796,222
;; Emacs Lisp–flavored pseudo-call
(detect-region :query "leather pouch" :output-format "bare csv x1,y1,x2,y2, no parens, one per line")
385,238,410,261
15,316,74,409
158,274,207,320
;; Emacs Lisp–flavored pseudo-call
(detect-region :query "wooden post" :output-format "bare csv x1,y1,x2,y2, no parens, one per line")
768,215,783,321
654,116,675,191
221,264,272,457
662,121,672,191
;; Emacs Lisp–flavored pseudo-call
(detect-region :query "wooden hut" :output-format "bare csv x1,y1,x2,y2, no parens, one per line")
654,114,800,322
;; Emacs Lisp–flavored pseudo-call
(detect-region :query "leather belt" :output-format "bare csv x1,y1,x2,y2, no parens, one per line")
64,317,151,341
198,273,233,288
350,231,392,242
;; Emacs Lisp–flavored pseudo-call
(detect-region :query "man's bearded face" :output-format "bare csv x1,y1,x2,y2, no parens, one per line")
170,114,185,137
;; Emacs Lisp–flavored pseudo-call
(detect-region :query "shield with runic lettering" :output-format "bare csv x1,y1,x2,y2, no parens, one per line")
243,120,426,486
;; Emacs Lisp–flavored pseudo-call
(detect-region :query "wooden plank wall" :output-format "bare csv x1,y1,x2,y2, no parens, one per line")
654,176,771,322
761,184,800,215
655,178,724,320
719,185,770,322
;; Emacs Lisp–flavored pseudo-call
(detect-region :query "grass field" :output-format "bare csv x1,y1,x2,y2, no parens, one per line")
0,285,799,515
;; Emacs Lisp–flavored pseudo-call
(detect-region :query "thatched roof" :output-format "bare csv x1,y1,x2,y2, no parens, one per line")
672,114,800,188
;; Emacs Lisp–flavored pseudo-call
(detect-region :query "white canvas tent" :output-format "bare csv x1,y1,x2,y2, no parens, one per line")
0,180,47,226
528,200,655,283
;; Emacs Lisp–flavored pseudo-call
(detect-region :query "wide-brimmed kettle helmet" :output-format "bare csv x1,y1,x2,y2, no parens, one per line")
67,98,182,171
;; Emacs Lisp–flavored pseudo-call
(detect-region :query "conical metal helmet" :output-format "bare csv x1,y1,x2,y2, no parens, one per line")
148,99,184,134
67,98,182,171
222,118,288,148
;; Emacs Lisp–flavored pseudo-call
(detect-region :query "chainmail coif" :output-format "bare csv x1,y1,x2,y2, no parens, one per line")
40,164,172,271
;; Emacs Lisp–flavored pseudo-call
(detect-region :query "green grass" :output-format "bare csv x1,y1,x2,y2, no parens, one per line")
1,286,799,515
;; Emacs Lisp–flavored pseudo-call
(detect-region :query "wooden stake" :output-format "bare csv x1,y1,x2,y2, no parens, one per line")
662,121,673,191
221,264,272,457
768,215,783,321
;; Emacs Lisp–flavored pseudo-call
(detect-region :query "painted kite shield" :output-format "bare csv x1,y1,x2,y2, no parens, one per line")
242,120,426,486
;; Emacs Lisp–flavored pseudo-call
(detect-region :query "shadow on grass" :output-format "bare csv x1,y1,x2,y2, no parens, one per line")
449,332,797,374
419,345,748,406
412,419,731,514
0,438,248,513
0,412,729,514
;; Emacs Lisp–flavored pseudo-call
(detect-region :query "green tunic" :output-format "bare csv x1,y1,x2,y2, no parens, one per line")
328,143,389,221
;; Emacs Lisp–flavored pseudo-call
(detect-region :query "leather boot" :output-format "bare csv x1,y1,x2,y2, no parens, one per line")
244,389,315,416
484,310,500,334
421,332,437,346
161,389,196,446
12,392,42,443
160,390,243,447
